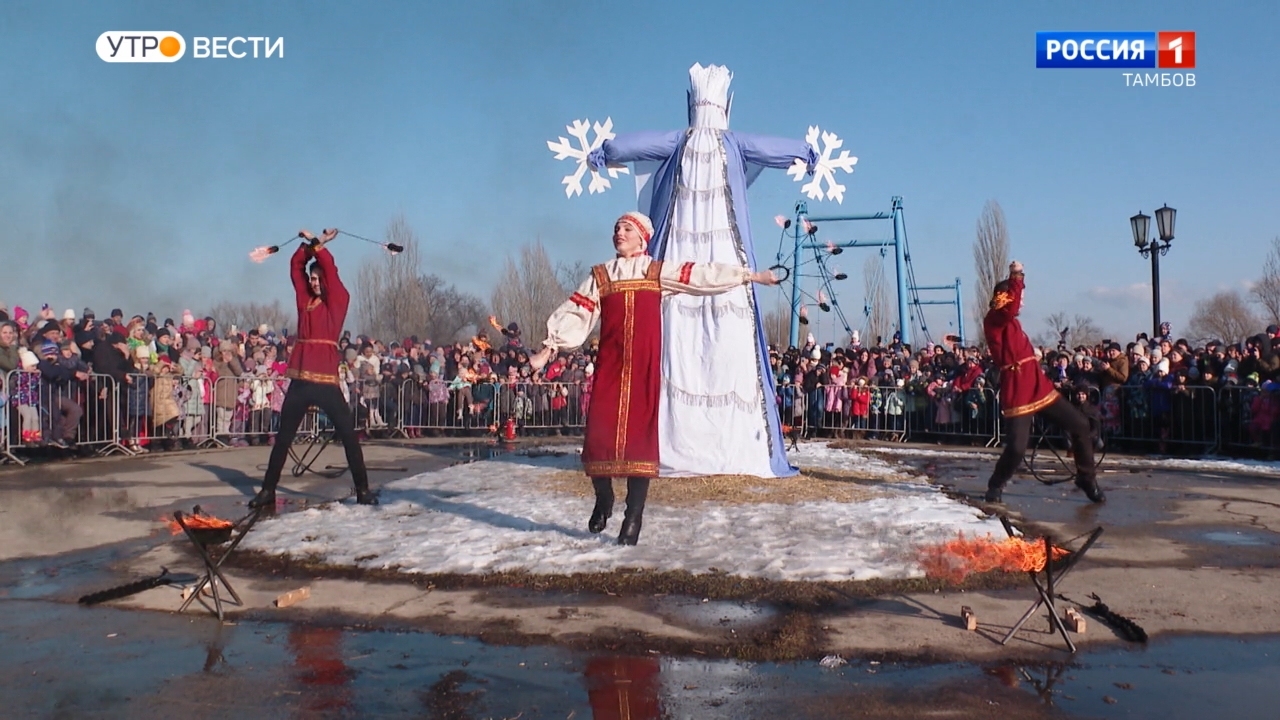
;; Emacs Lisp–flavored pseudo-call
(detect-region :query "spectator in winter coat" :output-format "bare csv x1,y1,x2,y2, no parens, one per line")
38,341,85,447
0,322,19,376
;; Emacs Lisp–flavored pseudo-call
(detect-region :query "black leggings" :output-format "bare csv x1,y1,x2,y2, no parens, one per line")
262,379,369,492
989,395,1095,489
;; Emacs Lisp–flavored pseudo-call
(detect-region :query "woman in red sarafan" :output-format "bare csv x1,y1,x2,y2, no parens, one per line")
531,212,780,545
982,261,1104,504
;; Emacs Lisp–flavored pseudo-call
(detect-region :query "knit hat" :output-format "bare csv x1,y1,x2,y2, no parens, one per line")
182,310,195,326
1156,358,1170,374
40,340,59,356
111,308,123,318
62,309,75,321
19,348,38,370
810,347,822,360
39,320,61,336
83,307,95,319
200,346,213,359
135,345,151,360
258,324,269,335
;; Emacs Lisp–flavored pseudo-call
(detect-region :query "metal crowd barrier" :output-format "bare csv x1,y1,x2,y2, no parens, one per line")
2,366,1278,465
789,383,999,447
1101,384,1219,455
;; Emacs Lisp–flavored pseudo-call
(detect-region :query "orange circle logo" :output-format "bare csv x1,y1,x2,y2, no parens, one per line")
160,36,181,57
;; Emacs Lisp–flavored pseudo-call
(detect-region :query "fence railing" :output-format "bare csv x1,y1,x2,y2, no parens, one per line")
2,369,1277,465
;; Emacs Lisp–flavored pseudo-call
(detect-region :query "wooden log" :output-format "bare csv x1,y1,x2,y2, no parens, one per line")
274,587,311,608
1064,607,1087,633
961,605,978,631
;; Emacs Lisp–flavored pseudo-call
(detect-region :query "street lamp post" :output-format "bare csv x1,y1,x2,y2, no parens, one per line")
1130,204,1177,338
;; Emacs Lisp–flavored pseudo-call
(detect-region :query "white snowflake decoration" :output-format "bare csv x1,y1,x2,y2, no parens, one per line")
546,117,630,198
787,126,858,203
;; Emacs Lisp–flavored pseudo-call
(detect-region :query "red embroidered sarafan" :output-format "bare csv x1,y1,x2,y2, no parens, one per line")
580,261,663,477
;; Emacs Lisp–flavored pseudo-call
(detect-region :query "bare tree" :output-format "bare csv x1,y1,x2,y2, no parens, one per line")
355,216,431,341
1187,290,1262,345
351,216,489,345
205,300,291,336
970,200,1010,344
419,275,488,344
1252,236,1280,326
1034,312,1107,350
762,305,790,348
490,241,565,348
556,259,592,294
863,255,892,347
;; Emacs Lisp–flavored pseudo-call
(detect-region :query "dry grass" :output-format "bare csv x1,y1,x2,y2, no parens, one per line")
537,467,889,506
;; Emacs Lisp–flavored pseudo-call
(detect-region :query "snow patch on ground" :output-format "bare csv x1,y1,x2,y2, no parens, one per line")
242,443,1005,582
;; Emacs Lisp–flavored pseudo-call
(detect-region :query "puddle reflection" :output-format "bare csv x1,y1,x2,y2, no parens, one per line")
585,656,662,720
287,625,354,717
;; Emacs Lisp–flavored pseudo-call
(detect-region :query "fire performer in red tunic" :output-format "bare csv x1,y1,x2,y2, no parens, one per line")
531,212,780,545
983,260,1104,504
251,229,376,509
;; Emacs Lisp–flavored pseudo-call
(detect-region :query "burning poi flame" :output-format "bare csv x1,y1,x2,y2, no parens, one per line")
163,513,234,536
250,246,280,263
918,532,1070,583
803,219,816,235
774,215,789,229
487,315,505,332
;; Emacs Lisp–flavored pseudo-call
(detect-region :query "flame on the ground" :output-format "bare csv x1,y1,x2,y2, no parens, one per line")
164,513,234,536
919,532,1070,583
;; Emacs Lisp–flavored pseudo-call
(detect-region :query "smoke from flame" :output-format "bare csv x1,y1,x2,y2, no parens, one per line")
919,532,1069,583
164,513,234,536
249,247,273,263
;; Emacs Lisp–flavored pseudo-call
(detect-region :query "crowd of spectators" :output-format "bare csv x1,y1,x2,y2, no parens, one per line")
0,301,1277,460
774,324,1280,455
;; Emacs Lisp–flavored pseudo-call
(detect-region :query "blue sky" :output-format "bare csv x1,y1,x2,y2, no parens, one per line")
1,0,1275,344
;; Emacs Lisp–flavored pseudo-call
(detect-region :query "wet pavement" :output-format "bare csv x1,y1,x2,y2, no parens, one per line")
5,440,1280,718
6,595,1280,718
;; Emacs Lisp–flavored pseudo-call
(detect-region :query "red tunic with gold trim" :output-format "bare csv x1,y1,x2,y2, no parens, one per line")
983,272,1057,417
286,243,347,386
543,256,752,478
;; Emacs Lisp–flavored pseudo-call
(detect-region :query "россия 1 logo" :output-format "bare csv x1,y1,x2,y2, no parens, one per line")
1036,31,1196,86
96,32,283,62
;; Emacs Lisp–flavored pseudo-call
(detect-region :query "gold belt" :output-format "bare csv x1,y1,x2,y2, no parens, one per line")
296,339,339,348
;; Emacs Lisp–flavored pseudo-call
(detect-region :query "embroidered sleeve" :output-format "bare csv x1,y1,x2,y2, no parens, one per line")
543,272,601,353
659,261,751,296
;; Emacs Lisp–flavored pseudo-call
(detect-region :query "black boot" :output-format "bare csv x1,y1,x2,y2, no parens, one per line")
983,483,1004,504
355,487,380,505
617,477,649,546
618,515,642,546
1075,476,1105,503
588,477,614,533
248,487,276,510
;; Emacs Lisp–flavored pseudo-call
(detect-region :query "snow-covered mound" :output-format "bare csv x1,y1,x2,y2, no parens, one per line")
243,442,1002,582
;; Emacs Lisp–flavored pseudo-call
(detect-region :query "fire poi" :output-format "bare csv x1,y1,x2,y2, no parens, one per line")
250,229,404,264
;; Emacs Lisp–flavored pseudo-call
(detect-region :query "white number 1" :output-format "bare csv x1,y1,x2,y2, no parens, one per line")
1168,36,1183,65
